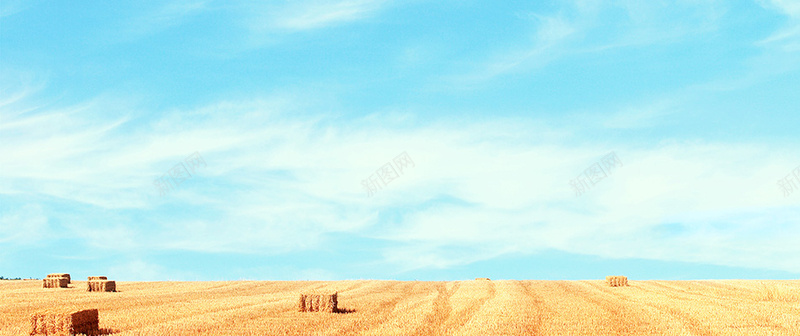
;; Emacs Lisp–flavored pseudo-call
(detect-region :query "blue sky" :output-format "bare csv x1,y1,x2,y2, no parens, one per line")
1,0,800,281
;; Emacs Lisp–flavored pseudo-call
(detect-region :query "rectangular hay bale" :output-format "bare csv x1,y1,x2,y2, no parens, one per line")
87,276,107,281
46,273,70,284
87,280,116,292
30,308,99,336
42,277,69,289
606,275,628,287
298,292,338,313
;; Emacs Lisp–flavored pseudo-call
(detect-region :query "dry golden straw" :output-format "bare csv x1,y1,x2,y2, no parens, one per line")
30,308,99,336
87,280,116,292
87,276,107,281
298,292,338,313
475,278,490,280
42,277,69,289
46,273,70,284
606,276,628,287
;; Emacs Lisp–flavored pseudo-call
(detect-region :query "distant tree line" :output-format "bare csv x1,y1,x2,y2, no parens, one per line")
0,276,38,280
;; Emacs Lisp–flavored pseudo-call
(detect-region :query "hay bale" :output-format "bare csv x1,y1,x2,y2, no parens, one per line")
87,280,116,292
42,277,69,289
30,308,99,336
87,276,107,281
46,273,70,284
298,292,338,313
606,276,628,287
475,277,490,280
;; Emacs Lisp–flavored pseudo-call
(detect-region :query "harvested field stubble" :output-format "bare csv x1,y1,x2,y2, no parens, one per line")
4,279,800,335
30,308,98,336
87,280,116,292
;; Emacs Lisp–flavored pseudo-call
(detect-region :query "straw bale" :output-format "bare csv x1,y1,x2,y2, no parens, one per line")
46,273,70,284
30,308,98,336
87,280,116,292
42,277,69,289
298,292,338,313
87,276,107,281
606,276,628,287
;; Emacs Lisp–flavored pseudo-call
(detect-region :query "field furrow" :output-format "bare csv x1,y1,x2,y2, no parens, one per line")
4,279,800,335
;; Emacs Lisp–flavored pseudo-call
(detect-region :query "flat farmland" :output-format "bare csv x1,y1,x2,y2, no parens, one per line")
3,279,800,335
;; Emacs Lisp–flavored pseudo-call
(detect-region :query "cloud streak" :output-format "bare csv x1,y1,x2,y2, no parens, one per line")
273,0,387,30
452,1,724,85
3,86,799,276
757,0,800,51
122,0,209,38
243,0,388,35
2,1,798,281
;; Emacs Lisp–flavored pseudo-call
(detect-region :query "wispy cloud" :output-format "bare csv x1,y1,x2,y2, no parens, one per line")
0,0,29,18
0,72,48,119
758,0,800,17
695,0,800,93
109,259,192,281
452,1,724,85
273,0,387,30
757,0,800,51
122,0,209,37
599,96,683,130
452,13,578,84
245,0,388,33
3,1,799,280
0,204,49,245
2,85,800,276
372,141,800,274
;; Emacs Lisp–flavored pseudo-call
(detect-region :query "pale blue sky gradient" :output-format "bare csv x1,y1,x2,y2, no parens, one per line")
1,0,800,281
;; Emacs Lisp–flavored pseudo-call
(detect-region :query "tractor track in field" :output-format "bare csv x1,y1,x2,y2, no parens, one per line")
329,281,418,335
634,281,794,335
517,280,548,334
448,280,497,334
411,282,456,335
560,281,662,335
5,280,800,335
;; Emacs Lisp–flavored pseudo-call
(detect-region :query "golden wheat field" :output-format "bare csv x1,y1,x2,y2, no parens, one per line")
3,279,800,335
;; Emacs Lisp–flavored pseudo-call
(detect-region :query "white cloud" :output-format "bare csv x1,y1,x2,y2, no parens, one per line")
108,259,189,281
274,0,386,30
600,98,680,129
0,72,48,120
3,86,800,275
122,0,209,37
454,13,578,84
244,0,388,34
698,0,800,93
758,0,800,17
757,0,800,51
0,0,30,18
370,141,800,274
0,204,49,245
452,1,724,85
